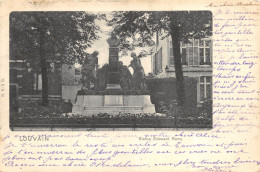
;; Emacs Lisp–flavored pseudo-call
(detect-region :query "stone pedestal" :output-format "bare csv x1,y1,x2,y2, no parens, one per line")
106,84,122,90
72,33,156,116
72,95,155,116
104,95,123,106
106,34,121,90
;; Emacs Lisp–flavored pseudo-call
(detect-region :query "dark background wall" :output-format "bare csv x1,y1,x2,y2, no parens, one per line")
146,77,197,109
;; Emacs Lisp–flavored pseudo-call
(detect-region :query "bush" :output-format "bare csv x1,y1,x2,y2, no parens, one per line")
11,99,63,118
155,100,184,118
198,98,212,118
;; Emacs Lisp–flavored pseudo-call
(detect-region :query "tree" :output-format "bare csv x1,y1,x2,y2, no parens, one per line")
10,12,101,106
108,11,212,106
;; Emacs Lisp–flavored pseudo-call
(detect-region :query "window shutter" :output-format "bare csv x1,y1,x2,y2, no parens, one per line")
188,47,193,66
153,54,156,74
195,77,200,104
158,48,162,72
38,74,42,90
33,73,37,90
155,53,158,74
181,48,187,63
194,47,199,65
170,47,174,65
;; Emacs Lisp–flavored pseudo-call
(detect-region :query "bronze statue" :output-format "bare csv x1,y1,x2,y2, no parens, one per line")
96,63,109,90
106,32,120,47
119,61,132,90
128,52,145,90
81,51,99,90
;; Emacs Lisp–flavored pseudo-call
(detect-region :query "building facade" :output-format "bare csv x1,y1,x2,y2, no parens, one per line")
151,35,212,106
9,57,83,106
61,64,82,103
9,60,62,103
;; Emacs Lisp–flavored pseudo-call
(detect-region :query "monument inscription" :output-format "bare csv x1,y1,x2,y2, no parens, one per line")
106,33,121,89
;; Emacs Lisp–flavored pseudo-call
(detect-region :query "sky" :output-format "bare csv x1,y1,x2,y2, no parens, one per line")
75,15,152,75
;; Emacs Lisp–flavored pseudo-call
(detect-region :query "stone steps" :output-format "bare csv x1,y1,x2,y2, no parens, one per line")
83,106,143,115
72,95,155,115
84,106,143,110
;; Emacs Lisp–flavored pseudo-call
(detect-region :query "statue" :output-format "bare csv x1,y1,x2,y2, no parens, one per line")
96,63,109,90
106,31,121,90
106,32,120,47
119,61,132,90
81,51,99,90
128,52,145,90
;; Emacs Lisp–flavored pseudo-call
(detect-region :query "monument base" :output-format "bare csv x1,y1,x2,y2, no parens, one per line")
106,84,122,90
72,95,155,116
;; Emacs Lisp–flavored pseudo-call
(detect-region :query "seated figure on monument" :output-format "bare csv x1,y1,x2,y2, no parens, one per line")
81,51,99,90
96,63,109,91
128,52,145,90
119,61,132,90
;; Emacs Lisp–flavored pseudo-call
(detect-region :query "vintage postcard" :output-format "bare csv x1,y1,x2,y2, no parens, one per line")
0,0,260,171
8,10,212,130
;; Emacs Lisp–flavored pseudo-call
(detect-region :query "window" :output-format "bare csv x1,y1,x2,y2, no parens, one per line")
33,73,42,90
153,54,156,74
180,39,211,66
169,41,187,66
187,39,199,66
75,68,81,75
169,41,174,66
194,39,199,46
181,48,187,64
199,40,211,65
180,41,187,65
199,76,212,102
155,47,162,75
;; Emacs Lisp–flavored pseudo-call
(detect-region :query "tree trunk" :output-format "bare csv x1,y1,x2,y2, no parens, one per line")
170,24,185,107
41,58,48,106
39,28,48,106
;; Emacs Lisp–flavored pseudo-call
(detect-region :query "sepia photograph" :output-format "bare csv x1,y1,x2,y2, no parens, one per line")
9,11,213,130
2,0,260,171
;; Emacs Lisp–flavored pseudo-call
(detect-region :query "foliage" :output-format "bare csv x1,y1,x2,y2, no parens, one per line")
10,12,101,66
199,98,212,118
156,100,184,117
12,99,62,118
107,11,212,52
10,99,211,128
107,11,212,106
10,12,102,105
